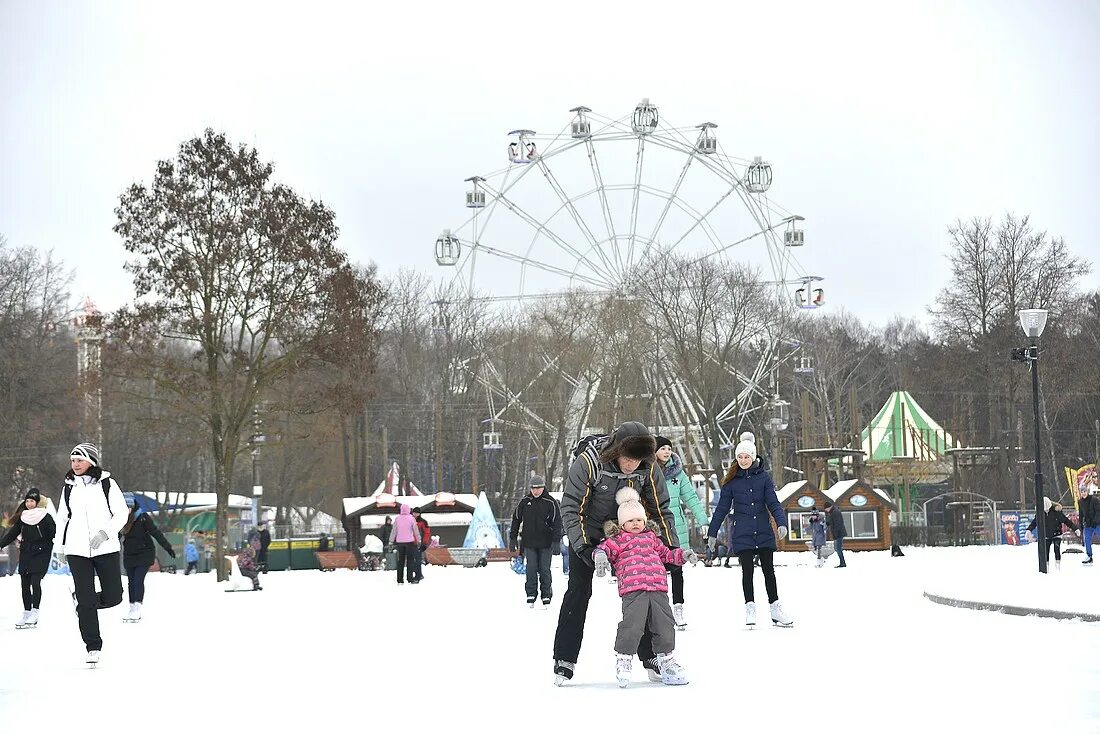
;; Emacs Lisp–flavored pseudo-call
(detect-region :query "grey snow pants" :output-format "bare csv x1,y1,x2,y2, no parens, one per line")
615,590,676,656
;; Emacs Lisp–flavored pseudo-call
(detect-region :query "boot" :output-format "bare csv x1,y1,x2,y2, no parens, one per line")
745,601,756,627
615,654,633,688
14,610,32,629
541,597,551,609
123,602,136,621
553,660,575,686
26,608,39,628
655,653,688,685
770,600,793,627
131,602,142,621
1083,557,1093,565
642,657,662,682
526,597,536,609
673,603,686,629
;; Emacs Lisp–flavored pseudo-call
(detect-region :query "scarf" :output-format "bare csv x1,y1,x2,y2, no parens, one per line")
660,452,684,481
20,507,48,526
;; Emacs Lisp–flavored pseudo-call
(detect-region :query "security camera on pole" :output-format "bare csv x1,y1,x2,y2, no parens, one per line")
1010,308,1049,574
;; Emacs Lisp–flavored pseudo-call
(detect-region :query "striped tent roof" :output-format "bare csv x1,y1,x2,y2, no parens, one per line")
861,391,958,462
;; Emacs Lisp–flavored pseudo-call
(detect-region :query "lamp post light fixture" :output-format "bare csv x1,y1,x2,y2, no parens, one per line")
1011,308,1049,573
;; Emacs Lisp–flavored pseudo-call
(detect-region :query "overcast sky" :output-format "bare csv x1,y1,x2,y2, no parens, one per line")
2,0,1097,328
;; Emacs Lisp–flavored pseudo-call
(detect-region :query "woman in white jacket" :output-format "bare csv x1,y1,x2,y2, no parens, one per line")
56,443,128,664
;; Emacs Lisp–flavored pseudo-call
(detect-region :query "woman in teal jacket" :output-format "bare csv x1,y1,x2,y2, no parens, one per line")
654,436,709,629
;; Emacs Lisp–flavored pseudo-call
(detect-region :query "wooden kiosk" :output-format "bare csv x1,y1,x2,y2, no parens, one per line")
778,478,896,552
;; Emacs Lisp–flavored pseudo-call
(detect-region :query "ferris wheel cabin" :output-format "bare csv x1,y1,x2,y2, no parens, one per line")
632,98,659,135
507,130,537,164
795,281,825,310
465,176,486,208
746,156,773,193
435,229,461,266
695,122,718,154
570,106,592,138
784,219,805,247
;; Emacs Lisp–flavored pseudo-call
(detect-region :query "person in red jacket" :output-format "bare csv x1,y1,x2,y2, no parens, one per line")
411,507,431,582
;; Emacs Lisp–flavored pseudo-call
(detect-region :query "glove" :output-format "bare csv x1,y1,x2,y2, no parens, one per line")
89,530,110,550
168,549,177,558
685,551,699,566
1075,530,1081,537
574,545,595,567
593,549,611,577
57,552,66,566
777,526,789,540
1025,531,1034,542
706,536,717,554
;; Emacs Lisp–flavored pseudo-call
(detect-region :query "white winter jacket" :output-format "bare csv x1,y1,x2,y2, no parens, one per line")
57,471,128,558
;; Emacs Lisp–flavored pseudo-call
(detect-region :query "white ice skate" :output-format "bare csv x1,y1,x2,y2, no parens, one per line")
655,653,688,685
86,650,100,668
540,598,551,609
553,660,575,687
673,603,686,630
25,609,38,628
770,600,793,628
124,602,142,623
616,654,633,688
745,601,757,627
527,597,536,609
14,610,32,629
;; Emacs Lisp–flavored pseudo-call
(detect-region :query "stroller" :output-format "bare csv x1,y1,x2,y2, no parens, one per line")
359,535,384,571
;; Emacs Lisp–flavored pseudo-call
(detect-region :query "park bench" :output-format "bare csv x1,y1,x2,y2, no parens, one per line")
315,551,359,571
486,549,514,563
424,546,489,568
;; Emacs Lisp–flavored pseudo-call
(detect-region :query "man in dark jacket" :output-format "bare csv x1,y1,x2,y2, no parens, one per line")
553,421,676,685
510,474,561,608
412,507,431,582
824,500,847,568
1079,488,1100,565
257,522,272,573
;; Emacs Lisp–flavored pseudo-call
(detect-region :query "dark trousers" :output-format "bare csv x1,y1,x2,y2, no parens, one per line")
1045,537,1063,562
185,561,198,574
68,552,124,651
834,537,846,566
737,549,778,604
553,546,654,665
669,565,684,604
524,546,553,600
396,542,418,583
257,549,268,573
20,572,44,610
126,564,150,603
412,546,425,581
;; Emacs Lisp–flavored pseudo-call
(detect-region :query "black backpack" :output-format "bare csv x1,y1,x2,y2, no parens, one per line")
61,478,114,545
569,433,610,487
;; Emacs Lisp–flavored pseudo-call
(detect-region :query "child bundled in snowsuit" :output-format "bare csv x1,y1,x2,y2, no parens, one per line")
595,488,696,687
808,508,827,567
184,538,200,574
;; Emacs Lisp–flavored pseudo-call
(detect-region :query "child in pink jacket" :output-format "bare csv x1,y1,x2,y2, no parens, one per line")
595,488,697,688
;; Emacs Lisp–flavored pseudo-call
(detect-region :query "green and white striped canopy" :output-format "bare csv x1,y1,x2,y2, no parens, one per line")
861,391,957,462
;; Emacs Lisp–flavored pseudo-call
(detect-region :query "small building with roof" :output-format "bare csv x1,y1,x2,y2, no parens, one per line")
779,478,896,552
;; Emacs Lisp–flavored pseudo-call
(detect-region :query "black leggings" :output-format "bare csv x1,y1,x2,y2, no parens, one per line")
1045,538,1062,562
126,564,150,603
737,549,778,604
21,573,44,610
669,565,684,605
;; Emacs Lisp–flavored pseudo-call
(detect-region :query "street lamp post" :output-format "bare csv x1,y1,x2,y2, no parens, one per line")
250,409,266,538
1012,308,1049,573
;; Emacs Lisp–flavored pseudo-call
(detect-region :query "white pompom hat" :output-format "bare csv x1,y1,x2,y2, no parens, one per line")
734,431,757,461
615,487,647,525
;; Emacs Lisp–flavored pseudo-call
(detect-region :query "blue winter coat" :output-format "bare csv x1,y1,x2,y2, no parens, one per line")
707,463,787,553
184,541,200,563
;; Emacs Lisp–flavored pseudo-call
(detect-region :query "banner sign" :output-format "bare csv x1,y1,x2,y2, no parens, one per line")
999,510,1035,546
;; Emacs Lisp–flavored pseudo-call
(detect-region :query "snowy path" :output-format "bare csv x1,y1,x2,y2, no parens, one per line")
1,547,1096,731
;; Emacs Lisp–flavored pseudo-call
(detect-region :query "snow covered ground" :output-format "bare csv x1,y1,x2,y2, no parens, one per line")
1,546,1096,732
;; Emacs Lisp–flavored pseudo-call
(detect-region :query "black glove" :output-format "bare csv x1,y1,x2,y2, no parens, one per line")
574,545,595,568
168,550,177,558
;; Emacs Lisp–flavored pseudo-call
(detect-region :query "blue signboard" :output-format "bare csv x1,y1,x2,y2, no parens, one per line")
998,510,1035,546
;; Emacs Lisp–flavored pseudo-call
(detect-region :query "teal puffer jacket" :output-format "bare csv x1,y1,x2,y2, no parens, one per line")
660,453,709,548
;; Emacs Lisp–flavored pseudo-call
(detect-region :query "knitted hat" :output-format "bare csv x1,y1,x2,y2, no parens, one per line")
1042,496,1053,513
654,435,672,451
529,474,546,488
615,487,646,525
24,488,41,504
734,431,757,461
70,442,100,467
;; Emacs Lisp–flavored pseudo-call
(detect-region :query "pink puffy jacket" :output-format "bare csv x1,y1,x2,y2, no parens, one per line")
598,528,684,597
388,504,422,545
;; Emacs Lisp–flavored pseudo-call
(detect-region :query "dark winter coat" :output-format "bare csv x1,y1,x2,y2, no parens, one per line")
707,462,787,554
827,505,847,539
1027,509,1077,538
561,424,677,562
1078,495,1100,528
0,510,55,576
808,511,827,548
258,528,271,553
510,493,561,550
121,513,175,569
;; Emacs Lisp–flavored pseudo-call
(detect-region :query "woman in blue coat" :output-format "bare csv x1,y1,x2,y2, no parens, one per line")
706,433,793,628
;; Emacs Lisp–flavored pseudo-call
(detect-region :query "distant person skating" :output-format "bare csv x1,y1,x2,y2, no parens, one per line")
707,433,793,628
509,474,561,608
412,507,431,581
0,489,55,629
808,507,827,568
653,436,708,629
184,538,200,574
1078,487,1100,565
825,500,847,567
597,488,696,687
379,516,393,548
553,421,677,686
120,492,176,621
256,522,272,573
57,443,128,666
388,504,422,585
1026,498,1079,568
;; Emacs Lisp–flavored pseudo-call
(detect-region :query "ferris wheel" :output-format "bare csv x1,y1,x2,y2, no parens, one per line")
433,100,823,466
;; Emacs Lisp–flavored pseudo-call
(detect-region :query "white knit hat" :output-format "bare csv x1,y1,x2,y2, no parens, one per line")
615,487,646,525
734,432,757,461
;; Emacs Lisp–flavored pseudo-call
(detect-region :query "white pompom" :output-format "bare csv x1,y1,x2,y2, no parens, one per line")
615,487,641,506
740,432,756,444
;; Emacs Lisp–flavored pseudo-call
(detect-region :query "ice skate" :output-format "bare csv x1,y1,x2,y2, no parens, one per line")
642,657,662,682
1083,557,1094,565
126,602,142,622
14,610,32,629
673,603,686,630
25,609,38,628
540,598,551,609
615,654,633,688
553,659,574,686
86,650,100,668
770,600,793,628
527,597,536,609
656,653,688,685
745,601,756,627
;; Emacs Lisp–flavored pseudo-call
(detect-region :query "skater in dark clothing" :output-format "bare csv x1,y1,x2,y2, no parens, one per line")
256,522,272,573
825,500,847,567
379,516,393,548
57,443,128,665
0,488,55,629
509,474,561,608
1026,498,1079,566
553,421,677,685
707,433,793,628
1078,487,1100,564
412,507,431,582
120,492,176,621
